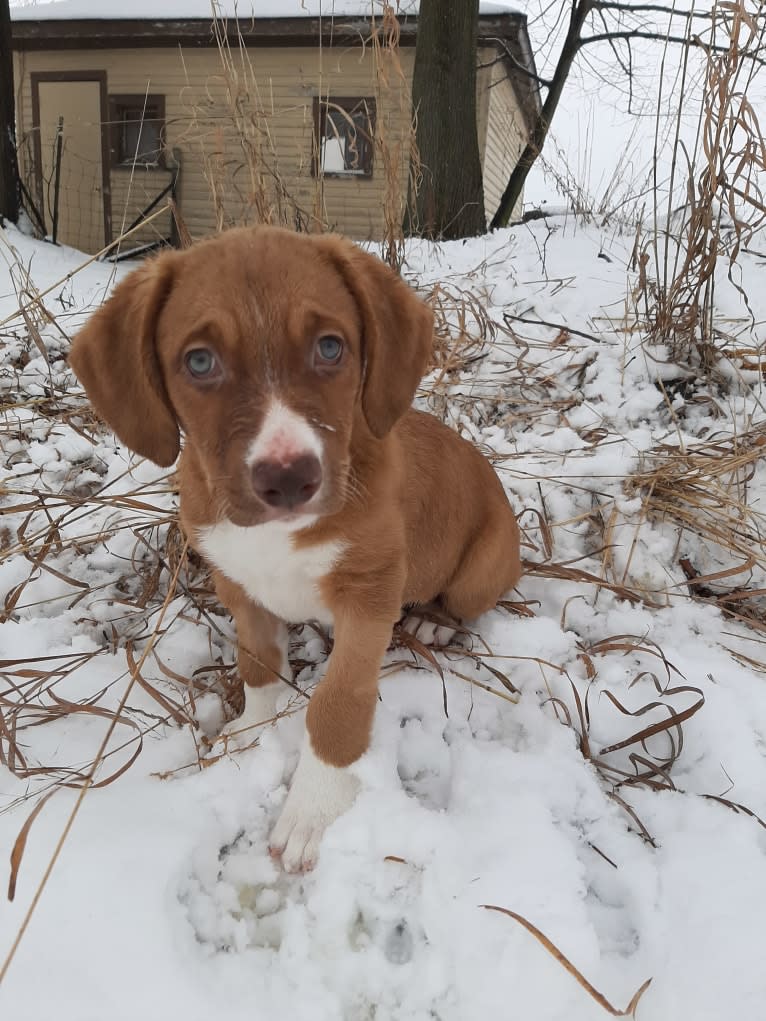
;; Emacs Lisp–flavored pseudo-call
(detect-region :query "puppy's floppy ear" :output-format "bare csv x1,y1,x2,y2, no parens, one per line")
69,251,179,467
318,236,433,438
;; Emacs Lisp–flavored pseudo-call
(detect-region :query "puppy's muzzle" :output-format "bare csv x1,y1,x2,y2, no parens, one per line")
251,454,322,510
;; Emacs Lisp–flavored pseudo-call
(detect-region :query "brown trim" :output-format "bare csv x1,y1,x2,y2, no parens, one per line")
13,16,373,50
30,70,112,247
312,96,377,180
11,13,526,51
107,93,166,170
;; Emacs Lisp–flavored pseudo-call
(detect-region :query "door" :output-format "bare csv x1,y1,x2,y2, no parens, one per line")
32,73,111,253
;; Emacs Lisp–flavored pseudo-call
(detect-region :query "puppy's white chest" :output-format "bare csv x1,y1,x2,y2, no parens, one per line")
196,519,343,625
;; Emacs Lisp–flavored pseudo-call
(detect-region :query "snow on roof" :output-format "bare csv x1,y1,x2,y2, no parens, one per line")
10,0,520,21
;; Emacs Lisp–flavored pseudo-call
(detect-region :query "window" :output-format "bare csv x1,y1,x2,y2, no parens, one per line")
313,97,376,178
109,95,165,168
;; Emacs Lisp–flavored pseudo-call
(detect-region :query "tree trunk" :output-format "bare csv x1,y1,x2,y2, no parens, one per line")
405,0,485,240
0,0,20,225
490,0,593,229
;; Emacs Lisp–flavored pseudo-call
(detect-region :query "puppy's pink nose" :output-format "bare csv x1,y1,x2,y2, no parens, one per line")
251,454,322,509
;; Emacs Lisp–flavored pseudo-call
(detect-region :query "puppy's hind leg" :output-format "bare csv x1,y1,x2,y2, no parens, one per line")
400,603,459,648
441,509,522,623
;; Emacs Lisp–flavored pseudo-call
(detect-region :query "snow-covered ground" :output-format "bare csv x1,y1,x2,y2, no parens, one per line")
1,218,766,1020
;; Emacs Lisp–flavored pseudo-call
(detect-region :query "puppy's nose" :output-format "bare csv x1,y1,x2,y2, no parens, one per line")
251,454,322,509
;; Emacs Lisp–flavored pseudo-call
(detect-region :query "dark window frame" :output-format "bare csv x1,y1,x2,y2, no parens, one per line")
312,96,377,179
108,94,166,169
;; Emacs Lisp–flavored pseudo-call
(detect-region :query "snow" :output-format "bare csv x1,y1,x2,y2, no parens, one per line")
1,216,766,1019
9,0,519,21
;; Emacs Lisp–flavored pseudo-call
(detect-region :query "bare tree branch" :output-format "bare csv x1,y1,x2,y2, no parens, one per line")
592,1,714,20
477,38,553,87
598,7,631,81
491,0,595,229
579,30,766,66
490,0,766,229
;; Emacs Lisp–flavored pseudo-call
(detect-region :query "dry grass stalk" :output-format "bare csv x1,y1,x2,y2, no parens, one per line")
417,279,589,445
482,904,652,1017
426,279,497,375
183,4,417,247
556,636,708,845
523,560,660,608
640,0,766,368
180,12,320,234
370,1,419,269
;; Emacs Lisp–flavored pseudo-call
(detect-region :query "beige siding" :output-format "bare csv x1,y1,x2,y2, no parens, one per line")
481,60,526,222
14,45,414,252
475,46,493,163
14,40,525,252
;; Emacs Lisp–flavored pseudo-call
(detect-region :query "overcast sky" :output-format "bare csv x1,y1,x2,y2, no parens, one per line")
521,0,766,218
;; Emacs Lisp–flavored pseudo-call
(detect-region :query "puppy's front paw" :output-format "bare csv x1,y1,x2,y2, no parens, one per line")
269,737,360,872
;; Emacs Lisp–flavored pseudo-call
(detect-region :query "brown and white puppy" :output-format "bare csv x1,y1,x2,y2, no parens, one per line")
69,226,521,872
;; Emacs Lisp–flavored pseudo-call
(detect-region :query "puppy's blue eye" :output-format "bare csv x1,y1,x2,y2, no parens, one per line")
185,348,216,378
316,335,343,364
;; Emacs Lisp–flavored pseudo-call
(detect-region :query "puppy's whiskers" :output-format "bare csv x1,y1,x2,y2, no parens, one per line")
339,469,368,510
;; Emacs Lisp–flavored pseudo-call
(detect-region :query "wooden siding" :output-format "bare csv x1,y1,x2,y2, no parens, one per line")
475,45,493,168
481,60,527,222
14,41,525,252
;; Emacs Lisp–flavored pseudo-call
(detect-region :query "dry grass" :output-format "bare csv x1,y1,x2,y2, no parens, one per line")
624,425,766,639
179,13,319,234
176,2,418,256
4,236,762,817
482,904,651,1017
407,253,766,855
0,241,738,820
370,1,420,269
637,0,766,369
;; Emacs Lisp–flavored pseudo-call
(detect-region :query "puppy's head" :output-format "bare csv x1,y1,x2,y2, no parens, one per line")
69,227,433,526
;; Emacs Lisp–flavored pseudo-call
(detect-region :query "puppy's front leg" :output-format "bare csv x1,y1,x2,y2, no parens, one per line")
269,611,394,872
214,571,288,733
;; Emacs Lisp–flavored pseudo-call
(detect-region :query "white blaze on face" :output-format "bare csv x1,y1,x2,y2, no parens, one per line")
246,397,324,469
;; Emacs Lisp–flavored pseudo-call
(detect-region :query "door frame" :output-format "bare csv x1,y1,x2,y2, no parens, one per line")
31,70,112,249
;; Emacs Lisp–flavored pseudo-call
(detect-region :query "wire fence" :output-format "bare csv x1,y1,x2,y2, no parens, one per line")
17,117,179,259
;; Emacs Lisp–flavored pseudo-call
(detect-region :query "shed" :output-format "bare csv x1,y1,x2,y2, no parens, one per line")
10,1,540,254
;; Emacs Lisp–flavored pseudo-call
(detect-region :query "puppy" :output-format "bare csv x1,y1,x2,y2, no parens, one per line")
69,226,521,871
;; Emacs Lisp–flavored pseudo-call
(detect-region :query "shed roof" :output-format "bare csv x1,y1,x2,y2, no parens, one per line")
10,1,520,20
